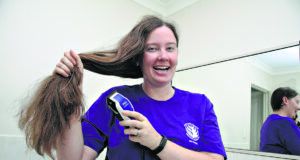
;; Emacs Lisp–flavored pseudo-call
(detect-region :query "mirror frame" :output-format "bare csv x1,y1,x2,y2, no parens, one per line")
174,41,300,158
176,41,299,73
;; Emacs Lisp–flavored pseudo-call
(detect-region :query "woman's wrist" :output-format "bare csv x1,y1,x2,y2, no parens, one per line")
152,135,168,154
149,134,162,150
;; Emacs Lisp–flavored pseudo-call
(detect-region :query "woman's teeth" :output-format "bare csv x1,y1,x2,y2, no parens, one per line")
153,66,170,70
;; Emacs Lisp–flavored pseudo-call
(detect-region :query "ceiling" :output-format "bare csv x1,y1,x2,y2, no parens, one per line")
249,45,300,75
132,0,200,16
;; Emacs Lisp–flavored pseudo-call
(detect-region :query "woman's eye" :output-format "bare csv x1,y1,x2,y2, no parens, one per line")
147,47,157,51
167,46,176,52
167,47,173,51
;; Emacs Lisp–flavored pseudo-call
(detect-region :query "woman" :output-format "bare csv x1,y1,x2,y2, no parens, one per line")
19,15,226,160
260,87,300,155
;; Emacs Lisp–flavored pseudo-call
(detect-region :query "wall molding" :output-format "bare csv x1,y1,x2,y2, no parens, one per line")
226,147,300,160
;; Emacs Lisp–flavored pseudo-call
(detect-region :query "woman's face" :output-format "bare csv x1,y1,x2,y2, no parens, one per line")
142,26,178,87
284,95,300,119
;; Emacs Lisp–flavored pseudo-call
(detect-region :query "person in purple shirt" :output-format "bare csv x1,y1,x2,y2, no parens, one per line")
260,87,300,155
54,15,226,160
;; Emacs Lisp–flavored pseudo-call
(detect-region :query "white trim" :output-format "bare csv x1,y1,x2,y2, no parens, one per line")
226,147,300,160
0,134,24,138
176,41,299,72
132,0,200,16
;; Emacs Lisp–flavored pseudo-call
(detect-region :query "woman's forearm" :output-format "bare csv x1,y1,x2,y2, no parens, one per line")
56,115,83,160
157,140,224,160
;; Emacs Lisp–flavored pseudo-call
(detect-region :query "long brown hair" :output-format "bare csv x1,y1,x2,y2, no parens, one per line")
18,15,179,159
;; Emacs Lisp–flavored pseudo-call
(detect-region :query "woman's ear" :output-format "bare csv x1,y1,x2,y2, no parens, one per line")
282,97,288,105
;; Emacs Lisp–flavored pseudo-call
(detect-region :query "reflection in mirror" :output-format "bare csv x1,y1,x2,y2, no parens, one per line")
173,43,300,154
248,45,300,151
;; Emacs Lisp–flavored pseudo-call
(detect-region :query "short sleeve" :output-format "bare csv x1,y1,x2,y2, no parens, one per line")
199,95,227,159
280,120,300,155
81,88,114,154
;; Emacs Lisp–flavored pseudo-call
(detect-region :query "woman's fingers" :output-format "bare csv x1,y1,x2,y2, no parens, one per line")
61,57,74,72
54,49,83,77
70,49,83,73
123,127,140,136
120,111,161,149
64,50,77,65
55,57,72,77
55,66,69,77
122,110,145,121
119,119,144,129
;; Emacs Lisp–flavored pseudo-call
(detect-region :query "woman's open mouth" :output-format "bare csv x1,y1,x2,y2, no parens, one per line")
153,66,170,71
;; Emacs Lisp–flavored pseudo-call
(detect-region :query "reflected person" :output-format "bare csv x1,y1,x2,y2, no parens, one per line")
260,87,300,155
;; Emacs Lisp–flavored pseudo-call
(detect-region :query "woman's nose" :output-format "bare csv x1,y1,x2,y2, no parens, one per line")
158,49,168,61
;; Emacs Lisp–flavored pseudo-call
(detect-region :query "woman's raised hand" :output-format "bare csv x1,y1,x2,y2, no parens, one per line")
55,49,83,77
119,111,162,151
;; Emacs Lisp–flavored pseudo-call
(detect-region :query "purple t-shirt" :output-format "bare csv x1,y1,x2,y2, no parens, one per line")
82,84,227,159
260,114,300,155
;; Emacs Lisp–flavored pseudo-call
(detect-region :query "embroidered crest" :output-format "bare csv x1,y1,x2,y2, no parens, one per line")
184,123,199,141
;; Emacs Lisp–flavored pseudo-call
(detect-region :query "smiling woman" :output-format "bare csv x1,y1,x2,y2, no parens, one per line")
142,26,178,94
18,15,226,160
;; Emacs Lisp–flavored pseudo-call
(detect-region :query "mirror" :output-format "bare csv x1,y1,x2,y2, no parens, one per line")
172,42,300,153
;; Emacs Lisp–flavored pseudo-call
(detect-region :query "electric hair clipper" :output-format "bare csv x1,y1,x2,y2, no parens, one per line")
106,90,134,121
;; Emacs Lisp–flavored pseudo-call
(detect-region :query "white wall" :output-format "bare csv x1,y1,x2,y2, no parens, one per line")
1,0,299,159
0,0,153,135
169,0,300,70
0,0,150,159
272,72,300,93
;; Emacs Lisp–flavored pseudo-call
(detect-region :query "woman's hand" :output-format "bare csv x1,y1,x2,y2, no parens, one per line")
55,49,83,77
119,111,162,150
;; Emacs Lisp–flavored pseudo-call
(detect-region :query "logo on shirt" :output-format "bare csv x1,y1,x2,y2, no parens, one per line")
184,123,199,142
